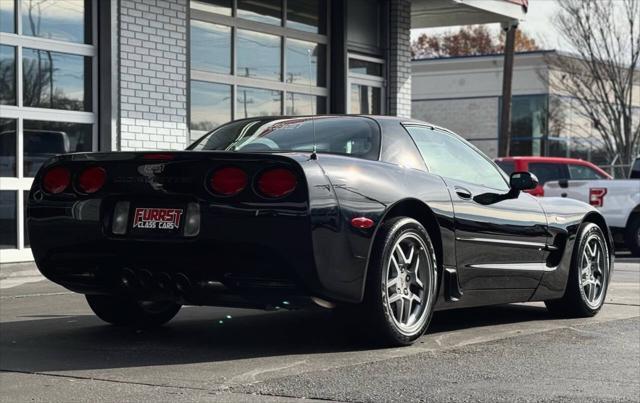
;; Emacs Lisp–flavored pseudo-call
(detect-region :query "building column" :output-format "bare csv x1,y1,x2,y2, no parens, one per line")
118,0,189,151
388,0,412,118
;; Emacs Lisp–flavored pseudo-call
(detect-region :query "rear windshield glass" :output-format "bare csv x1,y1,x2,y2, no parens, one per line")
188,116,381,160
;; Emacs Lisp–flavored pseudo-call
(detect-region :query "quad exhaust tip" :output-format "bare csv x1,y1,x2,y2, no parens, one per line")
311,296,336,309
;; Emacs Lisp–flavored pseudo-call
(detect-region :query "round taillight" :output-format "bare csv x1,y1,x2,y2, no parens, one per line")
78,167,106,194
257,168,297,198
210,167,248,196
43,167,71,194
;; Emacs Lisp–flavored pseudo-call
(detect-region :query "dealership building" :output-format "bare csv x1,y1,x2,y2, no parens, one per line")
412,50,640,164
0,0,527,262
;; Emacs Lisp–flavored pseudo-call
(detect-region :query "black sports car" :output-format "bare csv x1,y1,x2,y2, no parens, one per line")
27,115,613,345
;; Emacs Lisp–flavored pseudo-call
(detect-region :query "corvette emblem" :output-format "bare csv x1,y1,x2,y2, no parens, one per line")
132,207,183,229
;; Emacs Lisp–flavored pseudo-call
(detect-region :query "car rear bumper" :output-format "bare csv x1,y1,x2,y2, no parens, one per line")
27,199,331,308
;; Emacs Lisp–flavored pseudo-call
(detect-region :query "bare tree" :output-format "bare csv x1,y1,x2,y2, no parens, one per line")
545,0,640,168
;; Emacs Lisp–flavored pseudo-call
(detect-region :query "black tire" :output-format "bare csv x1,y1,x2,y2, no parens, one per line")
545,222,610,317
625,214,640,257
362,217,438,346
86,294,181,328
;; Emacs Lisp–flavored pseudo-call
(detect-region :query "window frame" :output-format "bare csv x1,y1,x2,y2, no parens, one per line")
0,0,98,261
188,0,330,139
402,123,510,191
347,53,385,115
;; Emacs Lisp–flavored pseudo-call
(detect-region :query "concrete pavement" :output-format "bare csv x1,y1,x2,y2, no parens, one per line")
0,259,638,402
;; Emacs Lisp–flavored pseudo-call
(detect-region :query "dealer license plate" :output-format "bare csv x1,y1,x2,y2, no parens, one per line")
132,207,184,230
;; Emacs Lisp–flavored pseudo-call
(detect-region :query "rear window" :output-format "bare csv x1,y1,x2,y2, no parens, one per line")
495,160,515,175
528,163,569,184
189,116,381,160
631,158,640,179
568,164,606,180
24,131,68,154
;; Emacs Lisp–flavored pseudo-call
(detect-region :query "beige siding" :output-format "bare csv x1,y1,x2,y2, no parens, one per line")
412,97,499,157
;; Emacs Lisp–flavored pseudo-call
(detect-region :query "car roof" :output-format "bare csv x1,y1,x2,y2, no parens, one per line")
495,156,593,165
224,114,439,127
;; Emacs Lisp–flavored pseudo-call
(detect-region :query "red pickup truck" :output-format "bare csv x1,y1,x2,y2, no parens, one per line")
494,156,612,196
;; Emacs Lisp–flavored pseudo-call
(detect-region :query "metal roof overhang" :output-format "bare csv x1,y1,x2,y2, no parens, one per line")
411,0,528,28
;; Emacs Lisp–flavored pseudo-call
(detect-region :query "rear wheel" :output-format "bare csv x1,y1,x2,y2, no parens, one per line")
625,214,640,257
86,295,181,327
545,222,610,317
363,217,438,346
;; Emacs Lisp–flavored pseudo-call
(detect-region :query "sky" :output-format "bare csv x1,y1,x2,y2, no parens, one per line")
410,0,571,51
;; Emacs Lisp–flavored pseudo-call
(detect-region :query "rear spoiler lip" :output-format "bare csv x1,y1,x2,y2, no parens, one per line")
40,150,313,167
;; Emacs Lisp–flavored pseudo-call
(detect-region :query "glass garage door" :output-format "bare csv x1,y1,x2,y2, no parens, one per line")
189,0,329,141
0,0,97,263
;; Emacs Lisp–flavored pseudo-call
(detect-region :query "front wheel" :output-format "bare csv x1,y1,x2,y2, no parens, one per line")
363,217,438,346
86,295,181,328
545,222,610,317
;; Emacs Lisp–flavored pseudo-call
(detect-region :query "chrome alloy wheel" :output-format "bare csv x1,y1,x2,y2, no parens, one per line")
384,232,435,336
579,233,608,309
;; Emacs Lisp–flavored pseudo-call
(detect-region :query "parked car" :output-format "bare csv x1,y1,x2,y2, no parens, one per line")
494,156,612,196
544,176,640,256
28,116,613,346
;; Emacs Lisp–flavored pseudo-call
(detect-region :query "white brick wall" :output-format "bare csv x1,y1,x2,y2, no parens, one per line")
119,0,188,151
388,0,411,118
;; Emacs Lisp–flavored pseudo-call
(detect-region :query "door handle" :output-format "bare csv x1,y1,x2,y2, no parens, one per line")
455,186,472,199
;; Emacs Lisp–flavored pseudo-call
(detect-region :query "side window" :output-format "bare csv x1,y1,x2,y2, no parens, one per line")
405,125,509,191
568,164,605,180
528,163,569,184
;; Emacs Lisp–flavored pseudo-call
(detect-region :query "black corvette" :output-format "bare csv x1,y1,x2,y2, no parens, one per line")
27,115,613,345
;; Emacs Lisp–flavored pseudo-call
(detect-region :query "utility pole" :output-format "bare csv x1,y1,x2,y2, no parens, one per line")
499,21,518,157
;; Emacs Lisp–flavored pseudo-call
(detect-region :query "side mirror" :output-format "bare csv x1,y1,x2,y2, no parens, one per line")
558,178,569,188
510,171,539,191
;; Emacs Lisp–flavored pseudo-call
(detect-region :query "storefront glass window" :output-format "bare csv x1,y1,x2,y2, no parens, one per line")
0,191,16,249
286,93,325,115
349,59,383,76
22,48,91,111
351,84,381,115
509,94,548,156
0,118,16,177
189,1,328,132
286,38,325,87
236,86,281,118
191,20,231,74
287,0,325,34
237,29,281,81
238,0,281,25
21,0,89,44
190,81,232,132
191,0,232,16
0,0,14,33
22,120,92,177
0,45,15,105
